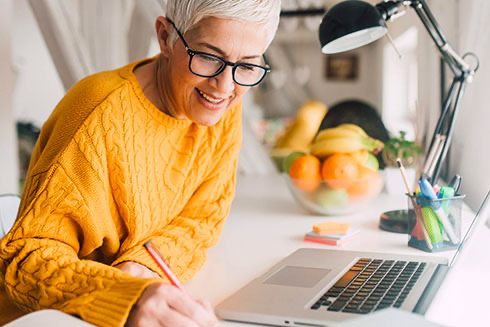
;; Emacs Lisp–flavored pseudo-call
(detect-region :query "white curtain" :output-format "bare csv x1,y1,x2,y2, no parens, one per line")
449,0,490,212
0,0,20,194
28,0,164,91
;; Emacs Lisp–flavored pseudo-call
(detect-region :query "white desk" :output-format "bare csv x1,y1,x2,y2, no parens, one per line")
186,174,490,327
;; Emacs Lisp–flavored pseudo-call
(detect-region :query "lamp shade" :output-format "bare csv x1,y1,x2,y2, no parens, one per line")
319,0,387,54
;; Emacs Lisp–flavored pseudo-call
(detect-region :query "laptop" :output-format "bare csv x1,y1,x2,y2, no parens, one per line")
216,191,490,326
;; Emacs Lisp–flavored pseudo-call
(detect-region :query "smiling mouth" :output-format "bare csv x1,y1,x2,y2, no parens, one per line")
196,88,226,104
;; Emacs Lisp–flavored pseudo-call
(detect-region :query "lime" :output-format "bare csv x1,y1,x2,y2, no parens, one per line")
283,151,306,174
364,152,379,171
316,189,349,208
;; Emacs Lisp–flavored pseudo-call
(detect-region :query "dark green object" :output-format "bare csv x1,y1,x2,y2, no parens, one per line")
379,209,410,234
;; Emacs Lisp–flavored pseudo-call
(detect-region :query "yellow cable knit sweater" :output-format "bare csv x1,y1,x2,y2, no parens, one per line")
0,57,242,326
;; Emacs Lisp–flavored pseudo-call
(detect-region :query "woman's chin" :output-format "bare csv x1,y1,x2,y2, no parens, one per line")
191,112,222,126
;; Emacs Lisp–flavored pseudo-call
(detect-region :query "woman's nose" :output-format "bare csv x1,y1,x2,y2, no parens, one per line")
211,66,235,94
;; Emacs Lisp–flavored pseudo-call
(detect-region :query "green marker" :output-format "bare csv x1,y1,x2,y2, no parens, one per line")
438,186,455,215
421,207,443,248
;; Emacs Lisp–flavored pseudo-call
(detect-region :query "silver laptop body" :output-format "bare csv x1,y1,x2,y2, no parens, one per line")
216,192,490,327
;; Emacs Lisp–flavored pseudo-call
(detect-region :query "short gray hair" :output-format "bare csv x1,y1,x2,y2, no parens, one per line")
166,0,281,51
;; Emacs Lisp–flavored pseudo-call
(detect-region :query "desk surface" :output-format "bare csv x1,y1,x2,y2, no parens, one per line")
7,174,489,327
186,174,490,327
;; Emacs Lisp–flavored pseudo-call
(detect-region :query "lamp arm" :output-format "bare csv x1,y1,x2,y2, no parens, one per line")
416,0,449,46
429,75,468,184
425,78,458,155
409,0,473,77
373,0,478,183
417,0,471,72
377,1,475,76
443,45,472,72
397,0,476,183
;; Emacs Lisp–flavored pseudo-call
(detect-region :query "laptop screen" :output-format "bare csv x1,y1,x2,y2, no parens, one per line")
449,191,490,267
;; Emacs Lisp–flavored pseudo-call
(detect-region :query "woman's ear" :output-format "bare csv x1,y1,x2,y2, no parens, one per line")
155,16,172,57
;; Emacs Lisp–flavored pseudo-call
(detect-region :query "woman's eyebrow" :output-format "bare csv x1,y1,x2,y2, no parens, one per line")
197,42,261,60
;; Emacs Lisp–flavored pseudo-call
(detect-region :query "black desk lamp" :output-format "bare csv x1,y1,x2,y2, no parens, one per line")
318,0,479,185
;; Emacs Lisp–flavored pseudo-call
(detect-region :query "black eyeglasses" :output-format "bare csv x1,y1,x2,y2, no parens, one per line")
167,18,271,87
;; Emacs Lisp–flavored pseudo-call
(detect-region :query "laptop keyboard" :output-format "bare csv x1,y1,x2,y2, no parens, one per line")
311,258,426,314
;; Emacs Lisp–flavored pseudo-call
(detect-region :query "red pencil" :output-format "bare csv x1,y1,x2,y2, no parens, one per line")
143,241,192,298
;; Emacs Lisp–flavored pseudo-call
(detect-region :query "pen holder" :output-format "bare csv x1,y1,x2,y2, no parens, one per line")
407,194,465,253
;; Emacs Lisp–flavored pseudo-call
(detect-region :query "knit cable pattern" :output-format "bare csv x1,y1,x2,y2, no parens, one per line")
0,58,242,326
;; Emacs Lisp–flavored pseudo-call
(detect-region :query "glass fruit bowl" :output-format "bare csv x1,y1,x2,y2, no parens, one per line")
284,173,384,215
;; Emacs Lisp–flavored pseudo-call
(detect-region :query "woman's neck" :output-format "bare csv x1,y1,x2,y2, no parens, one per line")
134,58,171,116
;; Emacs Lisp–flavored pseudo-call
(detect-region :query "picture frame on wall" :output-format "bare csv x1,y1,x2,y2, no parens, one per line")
325,54,359,81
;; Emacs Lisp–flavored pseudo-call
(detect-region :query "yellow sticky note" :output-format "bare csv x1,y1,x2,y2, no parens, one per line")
312,221,350,235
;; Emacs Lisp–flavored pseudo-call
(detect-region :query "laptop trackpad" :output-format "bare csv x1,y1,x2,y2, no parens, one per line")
263,266,332,288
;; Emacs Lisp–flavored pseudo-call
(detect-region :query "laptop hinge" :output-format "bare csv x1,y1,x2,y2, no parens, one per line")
413,264,449,314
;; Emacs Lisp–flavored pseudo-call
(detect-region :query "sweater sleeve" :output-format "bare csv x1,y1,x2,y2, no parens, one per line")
112,111,243,283
0,129,157,327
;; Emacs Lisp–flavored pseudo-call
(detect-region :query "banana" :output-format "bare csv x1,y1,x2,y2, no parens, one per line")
274,100,327,152
315,126,361,142
336,124,368,137
315,124,368,143
311,137,365,157
310,136,383,158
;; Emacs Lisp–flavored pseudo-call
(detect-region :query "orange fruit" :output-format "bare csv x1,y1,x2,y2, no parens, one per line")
321,154,359,189
348,165,382,197
289,155,322,191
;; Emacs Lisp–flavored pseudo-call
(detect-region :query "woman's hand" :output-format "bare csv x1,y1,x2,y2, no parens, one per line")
117,261,218,326
126,283,218,327
116,261,160,279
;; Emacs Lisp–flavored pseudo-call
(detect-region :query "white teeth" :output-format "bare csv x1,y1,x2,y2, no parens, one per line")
198,89,223,104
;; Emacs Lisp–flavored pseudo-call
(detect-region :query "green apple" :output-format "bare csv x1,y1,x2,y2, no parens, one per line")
283,151,306,174
364,152,379,171
316,189,349,208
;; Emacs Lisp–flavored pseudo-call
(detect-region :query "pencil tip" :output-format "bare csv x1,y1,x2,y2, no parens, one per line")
396,158,402,167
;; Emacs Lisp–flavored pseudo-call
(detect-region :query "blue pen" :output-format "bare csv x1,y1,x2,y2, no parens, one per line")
419,178,459,244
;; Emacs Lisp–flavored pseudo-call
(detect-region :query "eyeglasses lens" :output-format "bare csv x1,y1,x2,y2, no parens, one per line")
191,54,267,86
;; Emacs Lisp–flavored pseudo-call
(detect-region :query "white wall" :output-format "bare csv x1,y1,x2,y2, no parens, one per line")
309,44,382,110
0,0,20,194
449,0,490,211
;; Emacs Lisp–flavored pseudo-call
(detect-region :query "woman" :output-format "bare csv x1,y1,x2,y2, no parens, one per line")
0,0,281,326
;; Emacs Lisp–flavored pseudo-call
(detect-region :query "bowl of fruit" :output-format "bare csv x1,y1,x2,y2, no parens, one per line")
284,124,384,215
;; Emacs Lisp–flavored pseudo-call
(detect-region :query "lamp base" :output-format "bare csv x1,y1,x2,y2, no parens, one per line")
379,209,413,234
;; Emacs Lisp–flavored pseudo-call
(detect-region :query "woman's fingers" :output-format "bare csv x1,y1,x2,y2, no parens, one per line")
165,287,218,327
195,298,218,326
127,283,217,327
126,301,200,327
195,298,214,313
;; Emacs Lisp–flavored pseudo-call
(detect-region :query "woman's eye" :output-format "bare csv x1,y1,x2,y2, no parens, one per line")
199,54,220,63
239,65,256,72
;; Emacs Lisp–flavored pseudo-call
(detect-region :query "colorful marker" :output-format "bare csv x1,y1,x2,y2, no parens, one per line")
419,178,459,245
438,186,455,215
420,207,443,248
